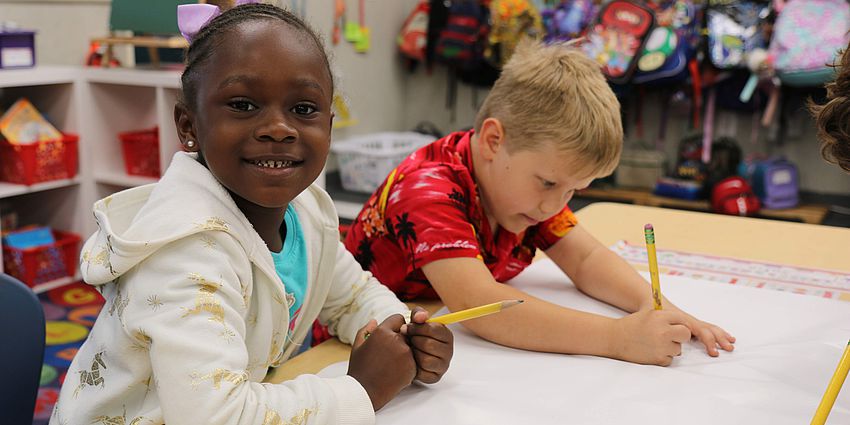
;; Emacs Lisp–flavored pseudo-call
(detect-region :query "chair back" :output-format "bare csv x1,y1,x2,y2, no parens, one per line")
0,273,45,425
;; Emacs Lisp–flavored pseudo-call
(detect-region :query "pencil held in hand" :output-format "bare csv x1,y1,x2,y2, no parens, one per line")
644,224,663,310
811,340,850,425
427,300,524,325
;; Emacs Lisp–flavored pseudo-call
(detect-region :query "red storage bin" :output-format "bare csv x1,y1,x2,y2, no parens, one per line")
119,127,160,178
0,133,79,185
2,229,81,288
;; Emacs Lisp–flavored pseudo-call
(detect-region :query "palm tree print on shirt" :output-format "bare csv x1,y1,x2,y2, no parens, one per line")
354,238,375,270
394,212,418,267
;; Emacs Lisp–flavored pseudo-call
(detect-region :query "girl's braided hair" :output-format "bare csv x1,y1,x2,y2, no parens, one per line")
180,3,333,111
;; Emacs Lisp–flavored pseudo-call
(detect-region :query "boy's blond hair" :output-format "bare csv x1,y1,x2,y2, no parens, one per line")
474,39,623,177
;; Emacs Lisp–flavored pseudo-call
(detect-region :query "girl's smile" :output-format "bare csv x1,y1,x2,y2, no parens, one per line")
176,19,334,212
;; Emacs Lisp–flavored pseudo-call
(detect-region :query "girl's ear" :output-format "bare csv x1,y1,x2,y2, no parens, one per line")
174,102,198,151
478,117,505,161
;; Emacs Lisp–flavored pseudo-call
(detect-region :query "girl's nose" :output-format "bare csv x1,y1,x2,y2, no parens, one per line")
255,112,296,143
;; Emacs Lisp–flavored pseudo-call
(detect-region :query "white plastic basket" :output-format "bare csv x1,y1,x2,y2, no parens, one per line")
331,132,435,193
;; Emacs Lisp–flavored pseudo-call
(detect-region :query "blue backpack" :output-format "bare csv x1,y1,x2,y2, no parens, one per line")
632,0,702,84
706,0,770,69
541,0,597,43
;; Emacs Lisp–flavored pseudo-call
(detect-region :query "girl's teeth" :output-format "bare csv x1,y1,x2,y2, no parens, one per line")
253,160,293,168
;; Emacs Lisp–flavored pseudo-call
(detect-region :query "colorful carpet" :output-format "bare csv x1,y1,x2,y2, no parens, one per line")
33,282,104,424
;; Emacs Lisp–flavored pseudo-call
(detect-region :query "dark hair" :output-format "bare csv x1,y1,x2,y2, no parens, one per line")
809,47,850,173
179,3,333,112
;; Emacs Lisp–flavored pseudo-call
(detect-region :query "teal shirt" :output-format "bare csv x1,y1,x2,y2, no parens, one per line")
270,205,308,338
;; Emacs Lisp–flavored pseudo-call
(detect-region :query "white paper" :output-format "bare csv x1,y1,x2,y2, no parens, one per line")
320,259,850,424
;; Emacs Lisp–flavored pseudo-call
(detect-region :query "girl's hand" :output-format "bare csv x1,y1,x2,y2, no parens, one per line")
347,314,416,411
402,306,454,384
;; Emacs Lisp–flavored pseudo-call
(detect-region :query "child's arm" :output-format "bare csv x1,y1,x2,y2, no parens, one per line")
318,241,412,343
119,234,378,424
545,224,736,357
322,242,454,384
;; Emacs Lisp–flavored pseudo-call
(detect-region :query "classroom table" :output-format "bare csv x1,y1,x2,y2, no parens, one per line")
265,202,850,423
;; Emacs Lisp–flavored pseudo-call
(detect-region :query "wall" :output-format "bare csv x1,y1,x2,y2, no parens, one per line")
402,68,850,196
3,0,847,195
0,1,111,66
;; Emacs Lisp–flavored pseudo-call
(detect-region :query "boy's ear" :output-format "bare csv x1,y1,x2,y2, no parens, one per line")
478,117,505,161
174,102,198,151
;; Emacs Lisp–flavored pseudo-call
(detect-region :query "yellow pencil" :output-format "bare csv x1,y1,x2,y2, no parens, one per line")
427,300,524,325
811,340,850,425
644,224,663,310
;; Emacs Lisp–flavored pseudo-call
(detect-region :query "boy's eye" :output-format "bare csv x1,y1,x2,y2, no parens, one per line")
228,100,257,112
541,179,556,189
292,104,317,115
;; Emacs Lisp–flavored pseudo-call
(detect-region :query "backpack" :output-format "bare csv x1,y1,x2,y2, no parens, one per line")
706,1,770,69
541,0,597,43
738,157,800,209
435,0,488,70
486,0,545,67
632,0,702,84
704,136,742,190
582,0,656,84
397,1,430,62
711,176,761,216
768,0,850,87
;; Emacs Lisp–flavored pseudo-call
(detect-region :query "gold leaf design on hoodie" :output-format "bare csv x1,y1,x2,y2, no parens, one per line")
263,406,315,425
130,329,151,352
200,235,216,248
73,350,107,398
91,406,149,425
195,217,229,232
181,273,224,324
267,331,283,366
327,281,367,336
146,294,163,311
190,368,248,392
108,284,129,324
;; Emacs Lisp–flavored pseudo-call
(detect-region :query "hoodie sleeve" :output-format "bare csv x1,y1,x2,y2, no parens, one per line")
120,233,375,425
318,241,410,344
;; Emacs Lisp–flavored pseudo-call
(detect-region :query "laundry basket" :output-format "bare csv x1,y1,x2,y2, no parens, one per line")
331,132,435,193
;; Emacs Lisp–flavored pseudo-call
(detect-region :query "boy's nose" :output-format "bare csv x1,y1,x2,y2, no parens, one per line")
540,191,572,215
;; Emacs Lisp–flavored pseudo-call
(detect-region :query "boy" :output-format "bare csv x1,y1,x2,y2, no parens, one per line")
345,40,734,366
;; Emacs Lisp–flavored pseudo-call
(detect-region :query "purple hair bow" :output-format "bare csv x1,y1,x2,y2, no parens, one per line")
178,0,260,43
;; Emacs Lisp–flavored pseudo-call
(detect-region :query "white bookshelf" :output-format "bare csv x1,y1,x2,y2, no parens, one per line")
0,65,361,291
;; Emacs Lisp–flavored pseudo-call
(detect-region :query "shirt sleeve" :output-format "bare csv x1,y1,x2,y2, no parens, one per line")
319,240,410,344
121,233,375,425
382,166,483,276
528,205,579,250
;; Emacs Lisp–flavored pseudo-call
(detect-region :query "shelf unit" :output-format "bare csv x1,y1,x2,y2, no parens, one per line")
0,67,82,290
0,66,183,293
0,66,367,293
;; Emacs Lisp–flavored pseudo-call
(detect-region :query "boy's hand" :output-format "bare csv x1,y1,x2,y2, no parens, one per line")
348,314,416,411
401,306,454,384
612,310,692,366
677,313,736,357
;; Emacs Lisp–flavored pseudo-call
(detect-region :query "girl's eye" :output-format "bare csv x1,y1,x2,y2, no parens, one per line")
228,100,257,112
293,104,317,115
541,179,556,189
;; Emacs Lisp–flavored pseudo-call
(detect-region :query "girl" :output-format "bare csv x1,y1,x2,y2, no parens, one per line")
51,3,452,425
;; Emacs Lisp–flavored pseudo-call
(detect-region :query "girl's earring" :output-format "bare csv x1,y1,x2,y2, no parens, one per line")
186,140,196,149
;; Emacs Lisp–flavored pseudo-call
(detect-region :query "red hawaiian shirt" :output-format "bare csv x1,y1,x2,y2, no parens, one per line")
343,130,578,300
